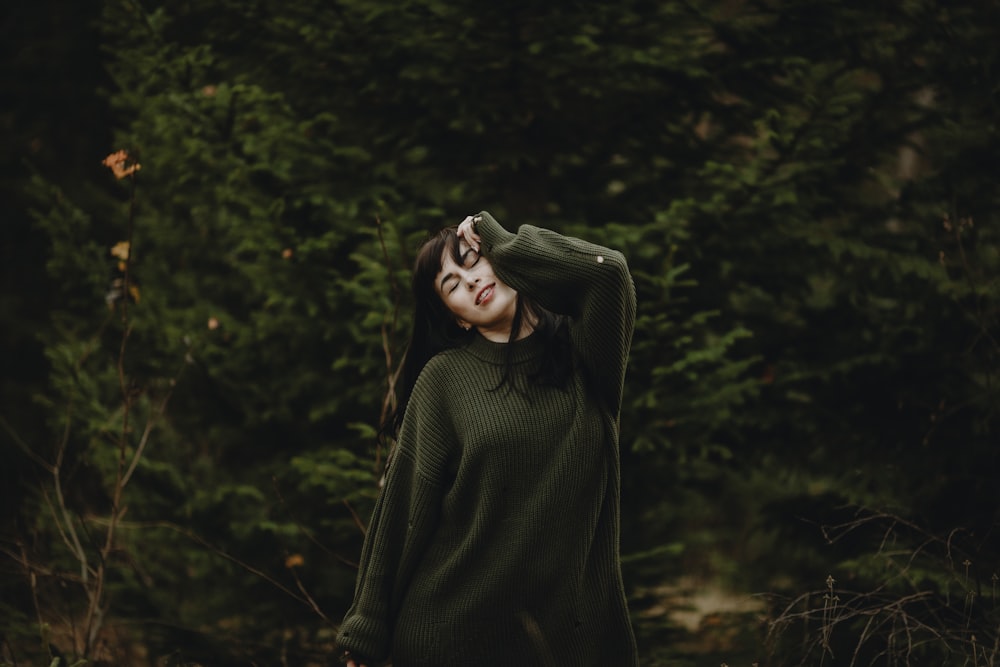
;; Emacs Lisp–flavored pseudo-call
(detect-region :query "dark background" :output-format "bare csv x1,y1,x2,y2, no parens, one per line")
2,1,997,665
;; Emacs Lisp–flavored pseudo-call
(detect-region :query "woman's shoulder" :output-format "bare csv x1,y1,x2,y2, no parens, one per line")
412,346,467,390
406,347,482,422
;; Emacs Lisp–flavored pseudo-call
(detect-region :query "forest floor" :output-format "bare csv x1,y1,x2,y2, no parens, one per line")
633,576,768,666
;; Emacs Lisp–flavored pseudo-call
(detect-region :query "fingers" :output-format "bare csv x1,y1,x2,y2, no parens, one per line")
457,215,481,252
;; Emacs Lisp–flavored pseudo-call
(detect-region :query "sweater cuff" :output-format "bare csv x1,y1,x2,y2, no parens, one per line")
474,210,516,256
336,613,390,664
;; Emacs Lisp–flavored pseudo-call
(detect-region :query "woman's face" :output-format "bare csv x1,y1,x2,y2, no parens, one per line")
435,238,518,342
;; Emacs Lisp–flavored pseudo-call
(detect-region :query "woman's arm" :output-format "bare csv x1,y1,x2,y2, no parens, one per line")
459,211,637,415
336,451,436,662
335,364,453,663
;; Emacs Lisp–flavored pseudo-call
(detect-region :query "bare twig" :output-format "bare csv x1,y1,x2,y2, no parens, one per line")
767,510,995,665
88,517,319,611
271,477,360,569
121,352,190,488
287,563,330,621
374,215,405,473
0,416,55,473
343,498,367,540
80,156,141,656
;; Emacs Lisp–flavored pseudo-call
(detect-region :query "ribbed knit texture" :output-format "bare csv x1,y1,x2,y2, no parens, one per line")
336,212,638,666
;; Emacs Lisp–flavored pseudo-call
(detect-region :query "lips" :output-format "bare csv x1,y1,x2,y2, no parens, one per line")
475,283,495,306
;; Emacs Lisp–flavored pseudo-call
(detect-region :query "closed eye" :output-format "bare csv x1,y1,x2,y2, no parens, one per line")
445,251,479,293
462,248,480,268
440,247,481,294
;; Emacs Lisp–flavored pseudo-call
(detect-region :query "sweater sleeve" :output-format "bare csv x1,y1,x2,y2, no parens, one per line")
476,210,637,416
335,364,453,662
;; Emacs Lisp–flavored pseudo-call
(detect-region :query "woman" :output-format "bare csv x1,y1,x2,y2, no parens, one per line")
337,211,638,666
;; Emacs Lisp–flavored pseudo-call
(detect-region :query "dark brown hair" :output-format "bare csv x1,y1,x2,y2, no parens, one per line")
384,226,572,440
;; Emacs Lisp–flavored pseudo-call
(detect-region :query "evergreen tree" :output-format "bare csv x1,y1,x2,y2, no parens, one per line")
2,0,997,663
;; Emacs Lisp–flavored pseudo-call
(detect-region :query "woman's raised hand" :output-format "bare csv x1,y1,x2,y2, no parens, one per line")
457,214,482,253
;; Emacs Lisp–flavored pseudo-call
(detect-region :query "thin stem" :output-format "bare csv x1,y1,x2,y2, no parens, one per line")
84,166,139,657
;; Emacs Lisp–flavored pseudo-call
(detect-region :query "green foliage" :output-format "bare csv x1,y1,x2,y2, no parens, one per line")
2,0,998,664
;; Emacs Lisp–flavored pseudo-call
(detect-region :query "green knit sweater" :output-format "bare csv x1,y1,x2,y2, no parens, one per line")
336,212,638,666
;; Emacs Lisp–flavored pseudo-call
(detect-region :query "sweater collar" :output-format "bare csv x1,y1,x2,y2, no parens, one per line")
465,330,544,365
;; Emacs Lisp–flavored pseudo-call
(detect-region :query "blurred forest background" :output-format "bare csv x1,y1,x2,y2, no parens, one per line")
1,0,998,665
